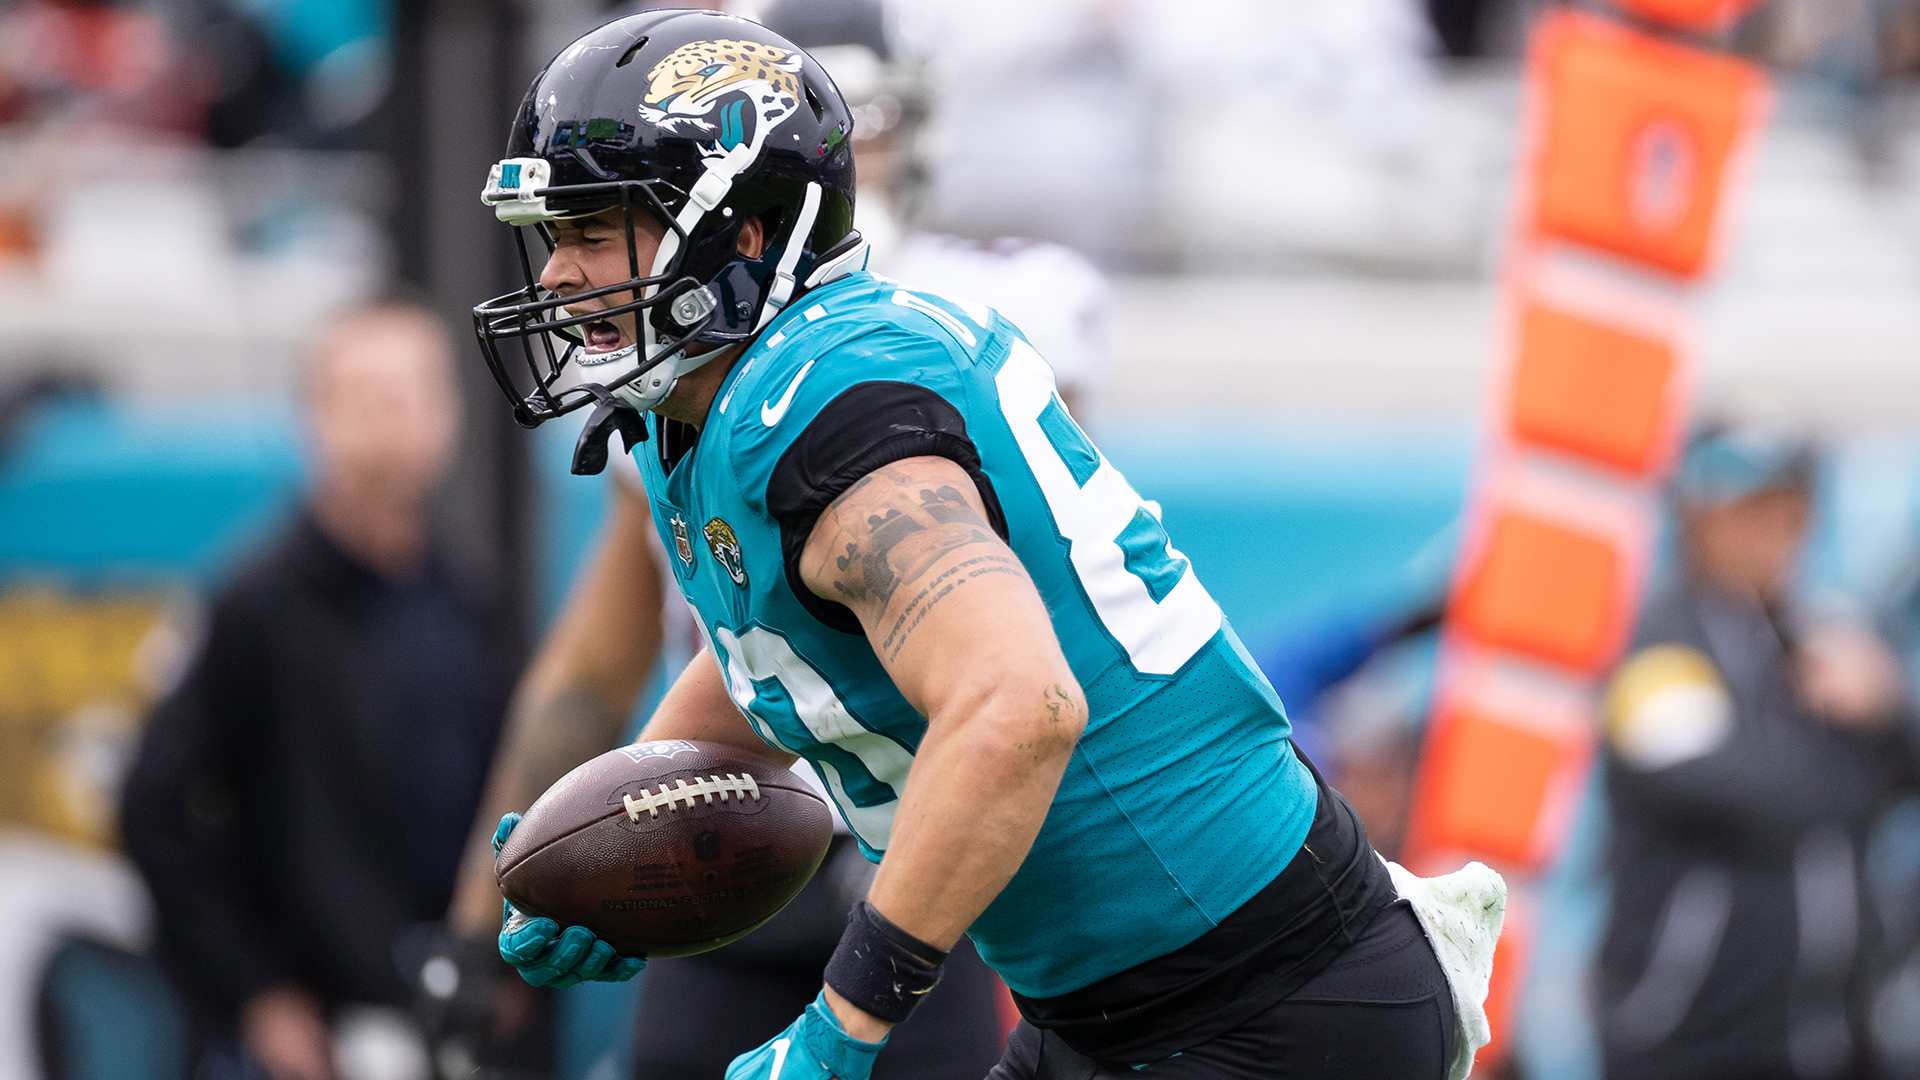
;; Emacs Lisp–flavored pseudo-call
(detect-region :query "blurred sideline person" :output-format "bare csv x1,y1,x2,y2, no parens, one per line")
1259,602,1444,861
122,301,529,1080
443,7,1103,1075
1599,421,1920,1080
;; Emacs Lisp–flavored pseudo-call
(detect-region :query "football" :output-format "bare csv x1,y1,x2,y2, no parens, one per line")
495,738,835,957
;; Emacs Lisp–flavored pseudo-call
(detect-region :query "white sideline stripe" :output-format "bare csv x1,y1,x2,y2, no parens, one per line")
622,773,761,820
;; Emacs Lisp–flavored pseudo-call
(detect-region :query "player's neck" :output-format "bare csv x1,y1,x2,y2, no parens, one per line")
653,346,742,430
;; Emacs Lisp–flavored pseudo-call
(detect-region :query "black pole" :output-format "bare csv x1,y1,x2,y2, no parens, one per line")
390,0,537,644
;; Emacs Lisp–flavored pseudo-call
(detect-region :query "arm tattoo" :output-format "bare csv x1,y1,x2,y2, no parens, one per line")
859,509,927,604
827,478,995,605
1043,684,1077,724
882,554,1021,662
918,485,982,525
813,460,1014,640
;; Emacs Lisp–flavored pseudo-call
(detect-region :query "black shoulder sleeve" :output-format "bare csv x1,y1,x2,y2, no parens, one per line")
767,381,1008,633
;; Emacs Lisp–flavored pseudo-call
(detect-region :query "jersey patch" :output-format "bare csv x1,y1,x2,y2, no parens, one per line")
705,517,749,587
669,513,697,574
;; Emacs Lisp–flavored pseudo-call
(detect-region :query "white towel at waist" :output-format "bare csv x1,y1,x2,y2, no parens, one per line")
1383,858,1507,1080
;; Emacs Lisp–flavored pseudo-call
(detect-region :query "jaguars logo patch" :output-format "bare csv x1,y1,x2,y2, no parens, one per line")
704,517,748,588
668,513,696,573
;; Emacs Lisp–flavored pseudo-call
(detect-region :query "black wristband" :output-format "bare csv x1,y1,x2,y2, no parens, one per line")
823,901,947,1024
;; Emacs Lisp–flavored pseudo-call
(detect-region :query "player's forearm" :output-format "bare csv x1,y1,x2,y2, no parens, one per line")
867,676,1085,949
449,489,666,936
450,680,631,936
824,675,1081,1042
633,651,799,766
798,454,1085,1038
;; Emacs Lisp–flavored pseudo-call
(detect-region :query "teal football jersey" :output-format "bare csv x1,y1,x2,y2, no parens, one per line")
633,271,1317,998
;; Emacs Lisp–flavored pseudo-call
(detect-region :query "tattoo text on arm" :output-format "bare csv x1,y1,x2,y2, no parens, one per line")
814,467,1026,658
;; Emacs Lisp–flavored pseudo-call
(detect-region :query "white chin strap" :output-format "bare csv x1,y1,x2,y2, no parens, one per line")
752,181,822,333
607,149,829,415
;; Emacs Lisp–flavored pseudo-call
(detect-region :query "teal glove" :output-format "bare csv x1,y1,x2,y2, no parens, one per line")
493,812,646,988
725,991,887,1080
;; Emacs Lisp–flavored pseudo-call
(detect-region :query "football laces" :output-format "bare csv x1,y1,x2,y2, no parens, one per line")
623,773,763,820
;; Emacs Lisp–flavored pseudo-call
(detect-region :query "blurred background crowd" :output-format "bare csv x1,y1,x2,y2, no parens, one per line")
8,0,1920,1079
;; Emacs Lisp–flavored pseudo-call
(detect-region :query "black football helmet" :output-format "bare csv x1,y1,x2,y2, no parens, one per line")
472,9,861,451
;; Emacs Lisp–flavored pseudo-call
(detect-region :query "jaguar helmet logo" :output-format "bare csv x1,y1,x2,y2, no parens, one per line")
641,39,803,155
704,517,748,587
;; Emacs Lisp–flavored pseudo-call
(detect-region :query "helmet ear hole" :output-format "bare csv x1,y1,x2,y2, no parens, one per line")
617,35,650,67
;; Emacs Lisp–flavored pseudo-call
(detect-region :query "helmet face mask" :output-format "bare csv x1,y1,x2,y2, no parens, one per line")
473,10,861,429
476,178,712,427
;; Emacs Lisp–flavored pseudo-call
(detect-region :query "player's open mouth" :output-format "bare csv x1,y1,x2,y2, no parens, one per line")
583,320,624,353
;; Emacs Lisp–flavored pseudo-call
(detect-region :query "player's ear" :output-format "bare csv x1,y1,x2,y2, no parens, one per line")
736,214,767,260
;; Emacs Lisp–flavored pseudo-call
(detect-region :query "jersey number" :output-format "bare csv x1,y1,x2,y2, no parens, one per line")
994,338,1221,675
707,623,911,853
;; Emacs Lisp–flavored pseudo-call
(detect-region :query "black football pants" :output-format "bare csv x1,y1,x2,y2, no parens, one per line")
986,903,1456,1080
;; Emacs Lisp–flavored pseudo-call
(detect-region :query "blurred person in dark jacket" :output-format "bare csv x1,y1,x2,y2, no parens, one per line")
1599,420,1919,1080
121,300,523,1080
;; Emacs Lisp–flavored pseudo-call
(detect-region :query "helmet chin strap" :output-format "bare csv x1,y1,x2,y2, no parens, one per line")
606,143,757,414
753,181,823,333
609,160,828,415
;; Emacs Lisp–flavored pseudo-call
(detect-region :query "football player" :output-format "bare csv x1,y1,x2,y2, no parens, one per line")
440,6,1046,1077
470,10,1498,1079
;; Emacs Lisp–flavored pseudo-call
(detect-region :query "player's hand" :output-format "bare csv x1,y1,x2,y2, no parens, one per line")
725,991,887,1080
492,812,647,988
